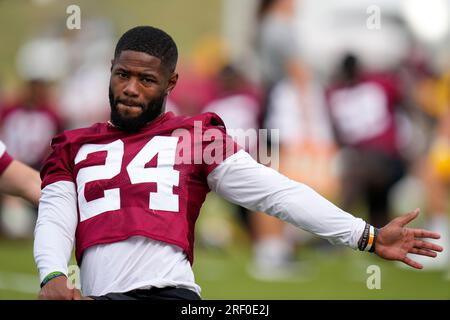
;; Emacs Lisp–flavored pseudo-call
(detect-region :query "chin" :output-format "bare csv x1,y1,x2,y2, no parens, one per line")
121,113,143,120
118,108,145,119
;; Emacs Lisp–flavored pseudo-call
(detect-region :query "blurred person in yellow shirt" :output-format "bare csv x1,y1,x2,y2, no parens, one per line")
415,72,450,269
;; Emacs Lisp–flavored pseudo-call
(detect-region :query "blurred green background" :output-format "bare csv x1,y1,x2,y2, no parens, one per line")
0,0,222,87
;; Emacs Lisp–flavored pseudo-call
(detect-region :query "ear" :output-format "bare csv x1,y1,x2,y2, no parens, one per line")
110,59,115,72
166,72,178,95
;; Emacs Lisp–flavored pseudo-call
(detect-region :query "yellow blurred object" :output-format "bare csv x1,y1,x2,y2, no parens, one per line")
191,35,229,77
429,138,450,181
415,72,450,118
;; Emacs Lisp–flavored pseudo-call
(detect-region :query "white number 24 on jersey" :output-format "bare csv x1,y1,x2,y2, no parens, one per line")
74,136,180,222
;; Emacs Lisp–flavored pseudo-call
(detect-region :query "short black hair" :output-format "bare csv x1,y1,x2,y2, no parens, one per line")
114,26,178,73
341,53,359,81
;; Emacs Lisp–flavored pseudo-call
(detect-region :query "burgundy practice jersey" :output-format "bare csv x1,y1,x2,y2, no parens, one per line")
0,140,13,175
41,112,240,265
326,73,402,156
0,105,62,168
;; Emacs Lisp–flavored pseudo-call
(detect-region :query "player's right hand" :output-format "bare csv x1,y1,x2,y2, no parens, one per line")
375,209,443,269
38,276,80,300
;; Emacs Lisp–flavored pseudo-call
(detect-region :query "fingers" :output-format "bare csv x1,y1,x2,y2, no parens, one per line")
409,248,438,258
73,289,82,300
402,256,423,269
414,240,444,252
73,289,92,300
395,208,420,227
412,229,441,239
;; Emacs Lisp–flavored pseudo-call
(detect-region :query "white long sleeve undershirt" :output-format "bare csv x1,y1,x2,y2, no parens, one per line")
206,150,366,249
34,181,77,282
34,149,366,296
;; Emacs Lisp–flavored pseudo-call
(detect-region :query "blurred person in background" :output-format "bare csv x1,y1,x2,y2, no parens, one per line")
202,64,262,237
250,0,319,278
58,19,114,130
0,79,63,170
0,78,61,237
168,63,217,116
169,37,230,117
421,110,450,270
264,78,340,256
203,65,262,161
325,54,407,229
0,32,67,238
412,70,450,270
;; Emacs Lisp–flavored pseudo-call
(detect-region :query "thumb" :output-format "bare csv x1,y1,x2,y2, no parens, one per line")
395,208,420,227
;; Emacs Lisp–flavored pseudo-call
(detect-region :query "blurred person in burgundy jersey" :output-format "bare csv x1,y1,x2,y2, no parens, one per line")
203,65,262,156
167,64,217,116
202,64,262,235
0,79,63,170
326,54,407,228
0,79,61,237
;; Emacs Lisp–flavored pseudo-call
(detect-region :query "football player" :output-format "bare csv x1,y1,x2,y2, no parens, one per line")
35,26,443,300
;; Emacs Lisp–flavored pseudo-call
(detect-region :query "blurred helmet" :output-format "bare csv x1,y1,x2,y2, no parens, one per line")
16,38,69,81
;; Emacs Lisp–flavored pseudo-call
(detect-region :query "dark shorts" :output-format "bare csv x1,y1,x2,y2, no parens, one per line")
90,287,201,300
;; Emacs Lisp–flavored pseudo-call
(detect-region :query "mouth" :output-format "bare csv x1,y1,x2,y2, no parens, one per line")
116,101,143,114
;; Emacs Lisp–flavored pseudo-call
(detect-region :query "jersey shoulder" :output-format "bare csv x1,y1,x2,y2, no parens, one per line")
165,112,226,131
50,122,108,148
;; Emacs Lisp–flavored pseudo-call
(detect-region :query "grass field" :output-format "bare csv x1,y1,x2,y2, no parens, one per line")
0,194,449,300
0,235,448,300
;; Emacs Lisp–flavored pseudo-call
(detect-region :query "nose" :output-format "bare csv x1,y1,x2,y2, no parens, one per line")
123,78,139,97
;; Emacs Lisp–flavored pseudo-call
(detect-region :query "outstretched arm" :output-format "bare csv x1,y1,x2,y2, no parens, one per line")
207,150,443,268
0,140,41,206
207,150,366,249
0,159,41,207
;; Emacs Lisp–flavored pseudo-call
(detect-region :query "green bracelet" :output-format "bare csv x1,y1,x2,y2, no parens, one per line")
40,271,66,288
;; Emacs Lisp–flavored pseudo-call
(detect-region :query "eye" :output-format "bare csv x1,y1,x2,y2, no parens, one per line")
116,71,128,79
141,77,155,85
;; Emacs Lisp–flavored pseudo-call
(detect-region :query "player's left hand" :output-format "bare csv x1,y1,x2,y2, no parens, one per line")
375,208,444,269
73,289,93,300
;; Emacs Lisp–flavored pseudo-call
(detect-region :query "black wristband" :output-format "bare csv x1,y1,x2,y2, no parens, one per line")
40,272,66,288
358,223,370,251
358,223,377,253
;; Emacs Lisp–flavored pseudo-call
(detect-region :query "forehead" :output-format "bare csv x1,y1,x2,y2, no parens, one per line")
113,50,163,71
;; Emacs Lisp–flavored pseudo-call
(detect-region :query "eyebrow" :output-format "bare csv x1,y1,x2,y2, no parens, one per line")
114,65,160,78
